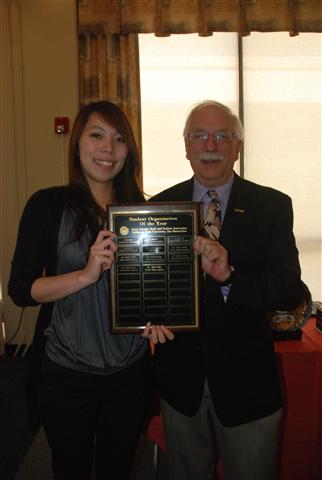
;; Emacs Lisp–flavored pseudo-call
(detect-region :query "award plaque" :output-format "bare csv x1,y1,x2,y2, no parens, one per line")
108,202,201,333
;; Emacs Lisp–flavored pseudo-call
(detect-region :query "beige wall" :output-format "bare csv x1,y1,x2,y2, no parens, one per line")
0,0,79,347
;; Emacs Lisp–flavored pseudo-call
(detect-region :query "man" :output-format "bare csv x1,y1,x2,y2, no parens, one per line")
150,100,303,480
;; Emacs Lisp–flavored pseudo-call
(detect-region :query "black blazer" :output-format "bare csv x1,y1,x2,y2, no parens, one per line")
151,173,303,427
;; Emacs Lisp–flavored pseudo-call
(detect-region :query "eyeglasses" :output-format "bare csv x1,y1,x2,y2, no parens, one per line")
187,130,236,144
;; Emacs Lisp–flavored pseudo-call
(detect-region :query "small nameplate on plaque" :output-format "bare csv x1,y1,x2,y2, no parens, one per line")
107,202,201,333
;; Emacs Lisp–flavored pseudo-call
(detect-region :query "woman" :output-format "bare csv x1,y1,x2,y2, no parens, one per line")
8,101,162,480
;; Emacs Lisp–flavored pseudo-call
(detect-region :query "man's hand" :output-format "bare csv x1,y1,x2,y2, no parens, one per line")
194,235,231,283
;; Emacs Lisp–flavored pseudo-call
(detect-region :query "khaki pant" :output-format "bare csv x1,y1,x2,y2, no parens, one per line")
160,381,282,480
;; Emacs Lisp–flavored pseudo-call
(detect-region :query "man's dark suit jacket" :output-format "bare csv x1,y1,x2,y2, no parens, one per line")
151,173,303,427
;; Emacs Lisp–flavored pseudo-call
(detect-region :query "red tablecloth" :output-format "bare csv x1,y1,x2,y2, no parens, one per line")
146,317,322,480
275,318,322,480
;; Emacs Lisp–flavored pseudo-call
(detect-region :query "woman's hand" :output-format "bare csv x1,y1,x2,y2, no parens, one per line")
142,322,175,344
31,229,117,303
80,229,117,285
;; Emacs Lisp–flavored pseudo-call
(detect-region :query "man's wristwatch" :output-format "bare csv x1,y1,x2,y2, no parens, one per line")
217,266,235,286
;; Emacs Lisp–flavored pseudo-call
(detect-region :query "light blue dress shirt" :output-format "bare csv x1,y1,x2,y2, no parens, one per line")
192,174,234,300
192,175,234,220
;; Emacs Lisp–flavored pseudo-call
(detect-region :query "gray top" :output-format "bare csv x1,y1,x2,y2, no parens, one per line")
45,208,147,375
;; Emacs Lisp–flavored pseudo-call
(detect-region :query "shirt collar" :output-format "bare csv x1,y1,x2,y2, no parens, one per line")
192,174,234,205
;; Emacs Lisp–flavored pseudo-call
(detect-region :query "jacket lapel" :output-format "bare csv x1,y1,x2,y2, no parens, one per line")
174,177,195,200
219,174,248,244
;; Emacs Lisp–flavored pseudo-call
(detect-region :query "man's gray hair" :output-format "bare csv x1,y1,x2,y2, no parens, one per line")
183,100,244,141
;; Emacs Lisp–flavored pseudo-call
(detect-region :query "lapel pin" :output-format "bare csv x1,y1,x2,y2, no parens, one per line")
234,208,245,213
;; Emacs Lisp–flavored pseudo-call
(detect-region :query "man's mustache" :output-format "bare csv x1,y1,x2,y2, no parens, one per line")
198,152,224,161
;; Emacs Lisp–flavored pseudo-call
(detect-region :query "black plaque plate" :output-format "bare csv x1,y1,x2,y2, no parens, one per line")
108,202,201,333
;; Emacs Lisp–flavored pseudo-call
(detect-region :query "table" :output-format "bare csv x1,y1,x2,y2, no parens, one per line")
304,319,322,477
276,318,322,479
146,317,322,480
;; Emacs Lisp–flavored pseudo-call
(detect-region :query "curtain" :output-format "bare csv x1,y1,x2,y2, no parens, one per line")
77,0,321,166
78,0,322,36
79,30,142,154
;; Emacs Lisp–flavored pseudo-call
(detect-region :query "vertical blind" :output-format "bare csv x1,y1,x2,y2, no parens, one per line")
139,32,321,301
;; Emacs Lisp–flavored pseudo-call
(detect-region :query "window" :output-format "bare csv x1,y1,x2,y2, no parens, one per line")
139,33,322,301
139,33,240,196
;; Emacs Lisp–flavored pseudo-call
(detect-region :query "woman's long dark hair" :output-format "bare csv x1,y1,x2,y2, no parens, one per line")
66,101,145,241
